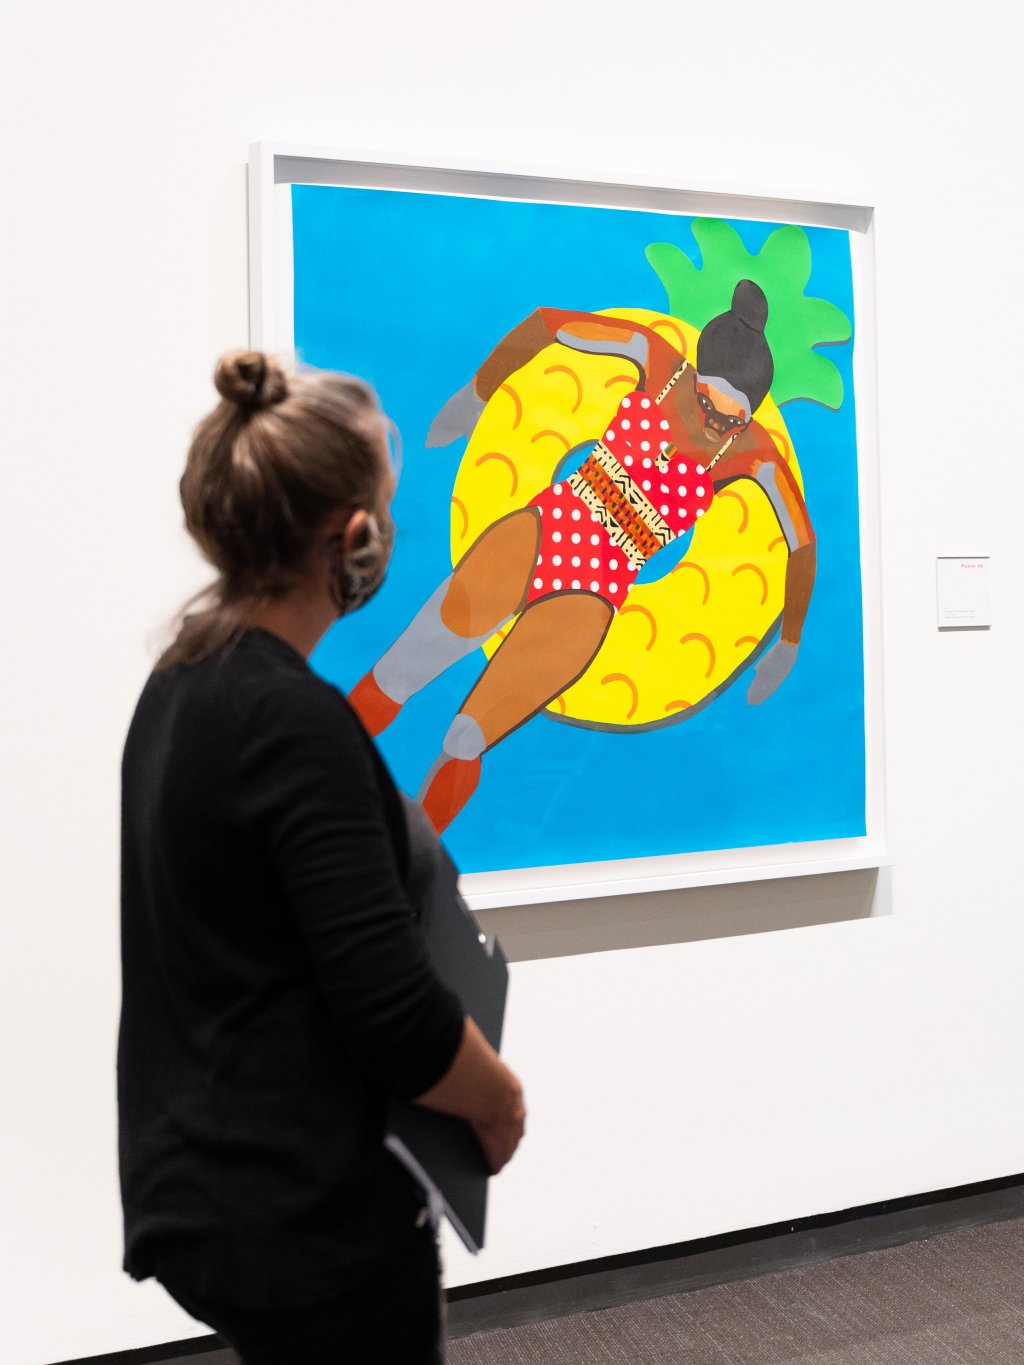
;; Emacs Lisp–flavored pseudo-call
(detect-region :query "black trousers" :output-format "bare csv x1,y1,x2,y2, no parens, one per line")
159,1226,443,1364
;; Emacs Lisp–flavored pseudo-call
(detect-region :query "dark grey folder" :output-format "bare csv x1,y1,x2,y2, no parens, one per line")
386,800,509,1254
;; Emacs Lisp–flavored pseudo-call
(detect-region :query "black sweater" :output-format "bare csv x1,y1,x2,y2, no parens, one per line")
118,628,465,1307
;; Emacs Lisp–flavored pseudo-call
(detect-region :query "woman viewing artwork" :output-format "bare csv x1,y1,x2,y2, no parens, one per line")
118,351,525,1364
351,281,815,834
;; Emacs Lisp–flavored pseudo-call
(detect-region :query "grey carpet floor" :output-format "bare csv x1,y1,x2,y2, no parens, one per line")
446,1218,1024,1365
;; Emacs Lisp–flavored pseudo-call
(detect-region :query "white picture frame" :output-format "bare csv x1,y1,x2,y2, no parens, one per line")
248,142,887,910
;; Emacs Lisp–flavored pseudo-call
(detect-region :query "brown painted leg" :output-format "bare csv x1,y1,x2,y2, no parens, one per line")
352,508,541,735
463,592,614,746
419,592,613,833
441,507,541,638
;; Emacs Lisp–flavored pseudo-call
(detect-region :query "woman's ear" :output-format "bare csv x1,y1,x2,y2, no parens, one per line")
323,506,369,552
343,509,371,553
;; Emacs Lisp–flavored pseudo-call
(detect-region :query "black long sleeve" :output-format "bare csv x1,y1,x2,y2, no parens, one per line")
118,628,464,1308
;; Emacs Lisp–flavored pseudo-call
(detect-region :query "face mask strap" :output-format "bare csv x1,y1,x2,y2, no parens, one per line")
331,512,394,616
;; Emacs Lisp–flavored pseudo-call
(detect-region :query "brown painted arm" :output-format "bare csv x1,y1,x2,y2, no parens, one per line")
716,437,816,704
780,541,816,646
475,308,683,400
428,309,684,448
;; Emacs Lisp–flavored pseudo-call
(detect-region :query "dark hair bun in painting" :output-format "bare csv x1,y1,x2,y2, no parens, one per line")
731,278,769,333
214,350,288,412
696,278,774,415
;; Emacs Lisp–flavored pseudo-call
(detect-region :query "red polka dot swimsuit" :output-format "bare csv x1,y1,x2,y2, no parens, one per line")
524,390,714,609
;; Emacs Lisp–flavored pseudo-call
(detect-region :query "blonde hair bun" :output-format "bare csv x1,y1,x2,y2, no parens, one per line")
214,349,288,411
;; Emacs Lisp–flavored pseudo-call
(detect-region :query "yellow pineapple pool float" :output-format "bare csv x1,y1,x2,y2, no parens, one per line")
449,310,802,731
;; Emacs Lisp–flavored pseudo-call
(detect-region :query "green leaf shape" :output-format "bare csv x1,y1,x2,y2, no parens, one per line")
645,220,852,409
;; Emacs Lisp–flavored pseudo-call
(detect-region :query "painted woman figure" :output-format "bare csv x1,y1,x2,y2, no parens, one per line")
351,280,815,834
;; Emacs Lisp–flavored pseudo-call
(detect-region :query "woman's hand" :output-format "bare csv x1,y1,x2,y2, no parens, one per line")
471,1085,527,1175
414,1017,527,1174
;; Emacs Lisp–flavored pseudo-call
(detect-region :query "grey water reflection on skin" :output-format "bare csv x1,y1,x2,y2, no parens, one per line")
374,580,511,707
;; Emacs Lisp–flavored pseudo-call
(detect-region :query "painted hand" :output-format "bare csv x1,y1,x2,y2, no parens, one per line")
746,640,798,705
426,380,486,447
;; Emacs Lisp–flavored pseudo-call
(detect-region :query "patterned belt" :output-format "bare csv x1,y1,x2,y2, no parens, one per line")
567,442,674,570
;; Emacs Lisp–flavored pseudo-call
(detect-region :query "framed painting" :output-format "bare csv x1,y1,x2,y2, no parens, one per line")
249,144,886,908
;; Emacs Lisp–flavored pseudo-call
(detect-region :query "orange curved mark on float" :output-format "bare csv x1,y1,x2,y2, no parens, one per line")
664,699,692,713
604,373,636,390
543,363,584,414
600,672,639,720
735,635,760,649
551,693,567,715
650,318,687,353
498,382,523,430
768,535,787,553
530,428,572,453
451,496,469,541
763,427,792,462
718,487,749,533
731,562,769,606
671,559,711,605
679,632,716,679
474,450,519,496
619,603,658,651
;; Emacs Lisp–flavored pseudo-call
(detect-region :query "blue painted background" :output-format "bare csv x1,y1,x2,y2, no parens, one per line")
292,185,865,874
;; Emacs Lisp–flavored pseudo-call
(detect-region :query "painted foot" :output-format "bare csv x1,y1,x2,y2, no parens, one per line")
419,755,482,834
348,671,401,736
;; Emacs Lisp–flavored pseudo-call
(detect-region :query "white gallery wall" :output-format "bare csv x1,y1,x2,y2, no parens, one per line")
2,2,1022,1361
